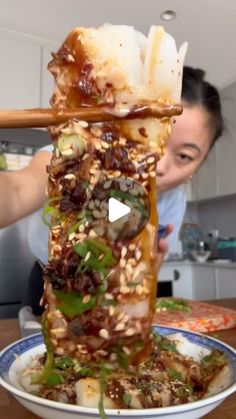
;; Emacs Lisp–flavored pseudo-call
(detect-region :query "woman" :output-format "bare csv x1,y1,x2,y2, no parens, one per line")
0,67,223,313
157,66,223,256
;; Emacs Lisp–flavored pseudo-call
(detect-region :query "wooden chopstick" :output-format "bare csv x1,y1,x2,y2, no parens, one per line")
0,103,182,129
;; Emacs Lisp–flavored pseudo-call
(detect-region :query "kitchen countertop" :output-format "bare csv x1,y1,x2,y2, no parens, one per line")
164,259,236,268
0,298,235,418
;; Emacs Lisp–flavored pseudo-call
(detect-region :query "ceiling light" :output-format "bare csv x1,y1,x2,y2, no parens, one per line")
160,10,176,21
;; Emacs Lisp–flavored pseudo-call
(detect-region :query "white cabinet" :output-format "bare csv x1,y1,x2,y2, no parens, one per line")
187,81,236,201
215,267,236,298
0,29,41,109
160,261,236,300
215,83,236,196
0,29,59,110
159,263,194,299
159,264,193,299
172,265,194,299
192,265,216,300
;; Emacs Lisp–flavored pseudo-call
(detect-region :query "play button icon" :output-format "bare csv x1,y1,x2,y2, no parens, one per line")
88,176,150,241
108,197,131,222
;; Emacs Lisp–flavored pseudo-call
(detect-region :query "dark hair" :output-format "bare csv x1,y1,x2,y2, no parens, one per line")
181,66,223,146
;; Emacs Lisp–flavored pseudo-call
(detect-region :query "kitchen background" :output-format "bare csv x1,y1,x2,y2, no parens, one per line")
0,0,236,317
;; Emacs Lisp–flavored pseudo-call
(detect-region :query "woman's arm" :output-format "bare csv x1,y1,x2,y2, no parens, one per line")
0,150,51,228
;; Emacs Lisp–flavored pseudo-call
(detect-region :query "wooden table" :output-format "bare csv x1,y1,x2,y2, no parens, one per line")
0,298,235,419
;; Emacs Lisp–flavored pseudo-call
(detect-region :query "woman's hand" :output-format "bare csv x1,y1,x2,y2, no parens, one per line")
157,224,173,273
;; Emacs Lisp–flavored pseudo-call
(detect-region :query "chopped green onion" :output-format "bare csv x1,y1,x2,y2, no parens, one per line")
109,189,148,217
58,133,86,156
53,290,96,317
202,351,227,366
156,298,191,312
98,366,108,419
41,197,62,227
74,239,116,274
44,372,64,387
122,393,132,406
32,315,54,384
153,332,178,353
176,384,193,397
77,366,94,377
167,368,182,380
55,356,74,370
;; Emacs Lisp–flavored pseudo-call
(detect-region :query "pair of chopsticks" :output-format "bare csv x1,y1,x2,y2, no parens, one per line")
0,103,182,129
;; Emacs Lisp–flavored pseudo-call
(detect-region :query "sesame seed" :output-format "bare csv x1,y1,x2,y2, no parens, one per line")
82,153,89,160
99,329,109,339
119,258,126,268
121,246,127,258
141,172,149,179
149,141,157,148
93,209,102,219
109,306,115,316
95,349,108,357
120,286,130,294
101,141,109,149
125,328,135,336
101,208,107,217
78,120,89,128
95,142,102,150
135,250,142,261
149,171,156,178
119,137,126,145
128,243,136,251
78,224,85,232
126,263,133,274
105,293,113,300
53,244,62,252
122,346,131,355
89,230,97,238
61,148,73,156
117,312,125,321
88,200,95,210
64,173,76,180
82,294,91,304
115,322,125,331
84,251,91,262
103,180,112,189
123,314,130,323
136,285,144,295
76,233,87,240
68,232,76,241
147,156,155,164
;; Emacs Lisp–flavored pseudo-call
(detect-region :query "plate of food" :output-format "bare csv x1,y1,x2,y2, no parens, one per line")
0,325,236,419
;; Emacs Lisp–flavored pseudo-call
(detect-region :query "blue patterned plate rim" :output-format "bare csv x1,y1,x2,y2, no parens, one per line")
0,325,236,416
1,325,236,374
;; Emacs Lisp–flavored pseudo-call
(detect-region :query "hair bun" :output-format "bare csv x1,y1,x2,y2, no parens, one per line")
183,66,206,82
194,68,205,81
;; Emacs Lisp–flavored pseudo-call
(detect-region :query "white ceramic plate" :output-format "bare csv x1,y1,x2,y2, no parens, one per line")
0,326,236,419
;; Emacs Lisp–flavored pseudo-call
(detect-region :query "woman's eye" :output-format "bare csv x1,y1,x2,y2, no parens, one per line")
177,153,194,164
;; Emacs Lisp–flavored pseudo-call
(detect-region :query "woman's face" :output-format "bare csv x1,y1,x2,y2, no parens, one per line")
156,105,212,193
